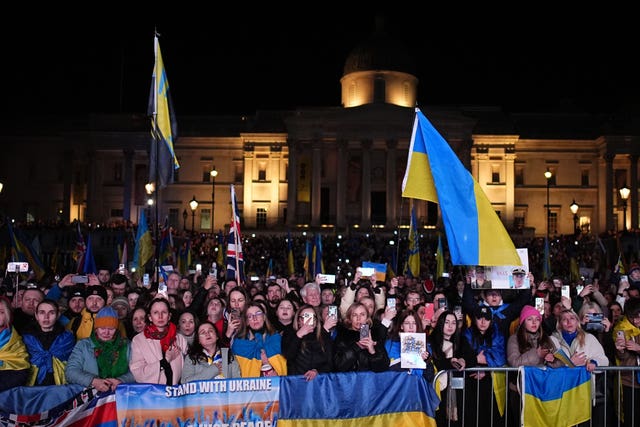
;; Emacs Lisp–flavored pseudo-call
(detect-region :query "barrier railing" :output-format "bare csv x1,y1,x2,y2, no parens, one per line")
433,365,640,427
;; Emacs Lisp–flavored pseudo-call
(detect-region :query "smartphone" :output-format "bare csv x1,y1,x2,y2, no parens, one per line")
438,297,448,310
454,305,462,316
143,273,150,287
118,263,125,273
387,298,396,310
7,262,29,273
535,297,545,316
587,313,604,323
359,267,375,277
576,285,584,295
72,275,88,284
359,323,370,339
209,264,217,277
621,275,629,283
423,303,435,321
328,305,338,319
318,274,336,284
561,285,570,299
250,276,260,282
196,264,202,272
228,309,239,322
617,330,625,339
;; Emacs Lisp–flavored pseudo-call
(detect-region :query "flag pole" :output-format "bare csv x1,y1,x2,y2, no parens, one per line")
152,31,160,280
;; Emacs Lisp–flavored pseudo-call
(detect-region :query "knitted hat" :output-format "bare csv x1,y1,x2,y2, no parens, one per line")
519,305,542,325
630,264,640,274
68,285,85,300
84,285,108,302
94,306,119,330
111,296,130,312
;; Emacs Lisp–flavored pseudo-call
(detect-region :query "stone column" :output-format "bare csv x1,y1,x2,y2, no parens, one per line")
336,141,347,228
386,139,397,228
311,141,322,227
630,154,638,230
286,139,297,227
361,140,372,229
605,153,615,232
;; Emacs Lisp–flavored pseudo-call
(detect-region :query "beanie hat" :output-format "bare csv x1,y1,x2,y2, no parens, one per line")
473,305,492,321
630,264,640,275
94,306,119,329
84,285,108,302
519,305,542,325
111,296,130,312
68,285,85,300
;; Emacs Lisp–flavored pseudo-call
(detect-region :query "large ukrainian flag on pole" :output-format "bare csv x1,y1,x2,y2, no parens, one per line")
402,108,520,266
521,366,591,427
149,33,179,189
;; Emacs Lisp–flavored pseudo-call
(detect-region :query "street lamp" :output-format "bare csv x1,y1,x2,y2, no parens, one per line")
189,195,198,233
570,199,579,235
182,209,188,231
620,186,631,231
210,167,218,231
544,168,552,240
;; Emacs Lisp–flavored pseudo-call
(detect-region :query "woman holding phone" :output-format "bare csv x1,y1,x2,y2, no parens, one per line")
282,305,334,380
333,302,389,373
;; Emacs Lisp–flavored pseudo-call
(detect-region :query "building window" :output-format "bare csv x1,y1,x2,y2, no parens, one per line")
202,164,213,182
114,163,122,182
200,208,211,230
235,164,243,183
581,169,589,186
549,211,558,235
491,169,500,183
579,215,591,234
515,167,524,186
258,169,266,181
547,168,557,186
514,215,525,231
168,208,179,229
256,208,267,229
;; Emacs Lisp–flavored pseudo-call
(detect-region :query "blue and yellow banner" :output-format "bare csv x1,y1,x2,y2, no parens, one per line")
362,261,387,282
521,366,590,427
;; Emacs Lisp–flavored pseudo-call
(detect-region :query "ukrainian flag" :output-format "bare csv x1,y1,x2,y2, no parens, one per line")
278,371,439,427
402,108,520,266
521,366,591,427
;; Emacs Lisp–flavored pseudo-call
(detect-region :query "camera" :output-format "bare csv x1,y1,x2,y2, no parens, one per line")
7,262,29,273
71,275,88,284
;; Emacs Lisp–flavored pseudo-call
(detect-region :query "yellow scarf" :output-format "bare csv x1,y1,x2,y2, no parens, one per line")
0,327,31,371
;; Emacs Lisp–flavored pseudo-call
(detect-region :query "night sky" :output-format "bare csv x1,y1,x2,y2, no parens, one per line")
2,10,637,117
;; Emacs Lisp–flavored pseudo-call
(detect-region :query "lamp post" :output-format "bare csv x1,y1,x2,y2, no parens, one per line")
189,195,198,233
570,199,579,235
210,167,218,231
544,168,552,240
620,186,631,231
182,209,188,231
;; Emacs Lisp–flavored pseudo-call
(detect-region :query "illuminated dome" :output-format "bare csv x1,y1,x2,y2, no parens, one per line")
341,18,418,108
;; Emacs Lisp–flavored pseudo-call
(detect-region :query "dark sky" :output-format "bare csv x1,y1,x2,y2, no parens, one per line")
3,11,637,117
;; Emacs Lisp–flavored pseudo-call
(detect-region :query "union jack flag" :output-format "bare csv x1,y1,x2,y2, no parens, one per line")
225,185,245,285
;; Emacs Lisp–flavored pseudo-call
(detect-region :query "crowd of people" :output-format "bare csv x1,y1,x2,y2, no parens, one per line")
1,243,640,426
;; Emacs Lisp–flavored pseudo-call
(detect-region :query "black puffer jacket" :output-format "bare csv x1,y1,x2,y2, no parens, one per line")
282,328,334,375
333,324,389,372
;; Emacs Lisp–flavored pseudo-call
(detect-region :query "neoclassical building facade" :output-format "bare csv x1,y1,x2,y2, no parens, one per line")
0,27,638,238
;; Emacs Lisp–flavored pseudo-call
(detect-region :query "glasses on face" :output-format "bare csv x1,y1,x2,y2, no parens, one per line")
246,311,264,320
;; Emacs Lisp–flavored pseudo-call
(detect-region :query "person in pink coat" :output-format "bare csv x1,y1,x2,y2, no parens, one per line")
129,297,187,385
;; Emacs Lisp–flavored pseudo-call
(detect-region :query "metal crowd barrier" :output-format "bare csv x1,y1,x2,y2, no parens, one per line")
432,365,640,427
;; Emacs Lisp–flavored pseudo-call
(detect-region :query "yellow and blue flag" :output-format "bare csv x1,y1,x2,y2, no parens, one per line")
278,371,439,427
7,221,46,280
148,34,179,189
404,203,420,278
402,108,520,266
521,366,590,427
82,233,97,274
133,210,153,270
287,231,295,276
436,233,445,278
362,261,387,282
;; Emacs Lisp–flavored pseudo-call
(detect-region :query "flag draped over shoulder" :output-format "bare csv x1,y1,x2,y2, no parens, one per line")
402,108,520,266
287,231,295,276
226,185,244,284
521,366,590,427
7,221,46,280
133,210,153,271
148,34,179,189
404,204,420,278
